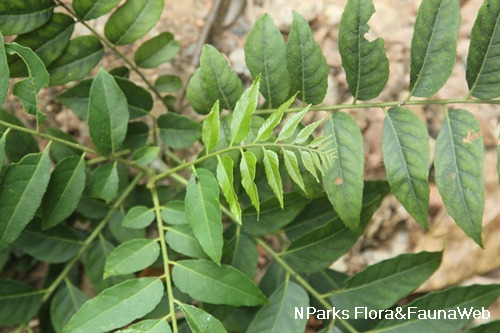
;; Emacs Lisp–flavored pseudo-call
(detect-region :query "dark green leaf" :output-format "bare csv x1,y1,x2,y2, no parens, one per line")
115,76,153,119
104,0,164,45
158,113,201,149
0,33,10,106
186,68,213,115
108,211,146,244
324,112,364,230
51,283,87,333
89,163,119,203
202,100,220,153
409,0,460,97
48,36,103,85
338,0,389,100
135,32,180,68
63,278,164,333
231,75,261,145
118,319,171,333
0,110,39,162
45,128,80,163
0,149,50,250
247,281,309,333
0,0,54,35
465,321,500,333
73,0,121,20
88,68,129,154
123,121,149,150
105,239,160,277
0,279,42,326
178,303,227,333
228,233,258,278
217,155,241,223
286,11,328,104
244,14,289,107
56,79,92,119
155,74,182,93
466,0,500,99
185,169,223,264
166,224,209,259
435,109,484,247
109,66,130,78
0,131,6,167
383,107,430,228
172,259,267,306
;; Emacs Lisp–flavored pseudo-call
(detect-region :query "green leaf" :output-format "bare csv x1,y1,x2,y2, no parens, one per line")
277,106,309,142
0,131,6,167
118,319,171,333
161,200,186,225
247,281,309,333
135,32,180,68
409,0,460,97
293,119,322,145
202,100,220,153
178,303,227,333
51,283,87,333
132,146,159,166
373,284,500,333
104,0,164,45
123,121,149,150
48,36,104,86
115,76,153,119
45,128,80,163
108,211,146,244
186,68,213,115
63,278,164,333
228,232,258,278
254,94,296,143
88,68,129,154
240,151,260,213
0,32,8,107
155,74,182,93
263,149,283,208
89,163,119,203
466,321,500,333
283,149,306,192
8,13,74,77
172,260,267,306
56,79,92,119
109,66,130,78
338,0,389,100
0,0,54,35
166,225,209,259
73,0,121,20
185,169,223,264
0,110,39,162
329,252,442,316
122,206,155,229
286,11,328,104
217,155,242,223
15,222,80,263
105,239,160,277
435,109,484,247
231,75,261,145
244,14,290,107
157,113,201,149
0,279,42,326
0,149,51,250
383,107,430,228
300,150,319,182
199,44,244,111
41,155,86,229
324,112,364,230
466,0,500,99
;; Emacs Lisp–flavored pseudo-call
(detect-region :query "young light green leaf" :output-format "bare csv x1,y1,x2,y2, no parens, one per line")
0,32,8,107
217,156,242,223
118,319,171,333
383,107,430,228
263,149,283,209
186,68,213,115
63,278,164,333
0,279,42,326
48,36,104,86
247,281,309,333
185,168,223,264
338,0,389,100
172,260,267,306
230,75,261,145
309,135,330,148
286,11,328,104
155,75,182,93
135,32,180,68
104,0,164,45
323,112,364,230
435,109,484,247
88,68,129,154
283,149,306,192
466,0,500,99
199,44,243,111
254,94,296,143
329,252,442,316
240,150,260,214
409,0,460,97
0,149,51,250
8,13,74,77
300,150,319,182
51,283,87,333
293,119,322,145
132,146,159,166
89,163,119,203
104,239,160,277
122,206,155,229
277,106,310,142
165,225,209,259
373,284,500,333
244,14,290,107
202,100,220,153
42,155,86,229
178,303,227,333
0,0,54,35
157,113,201,149
73,0,121,20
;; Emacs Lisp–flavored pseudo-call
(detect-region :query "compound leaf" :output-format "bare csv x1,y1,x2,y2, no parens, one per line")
435,109,484,247
104,239,160,277
73,0,121,20
158,113,201,149
217,156,241,223
178,303,227,333
0,0,54,35
338,0,389,100
409,0,460,97
231,75,261,145
135,32,180,68
0,279,42,326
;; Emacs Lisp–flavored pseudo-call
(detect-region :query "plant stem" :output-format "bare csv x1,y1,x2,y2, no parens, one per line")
41,172,144,303
151,187,178,333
